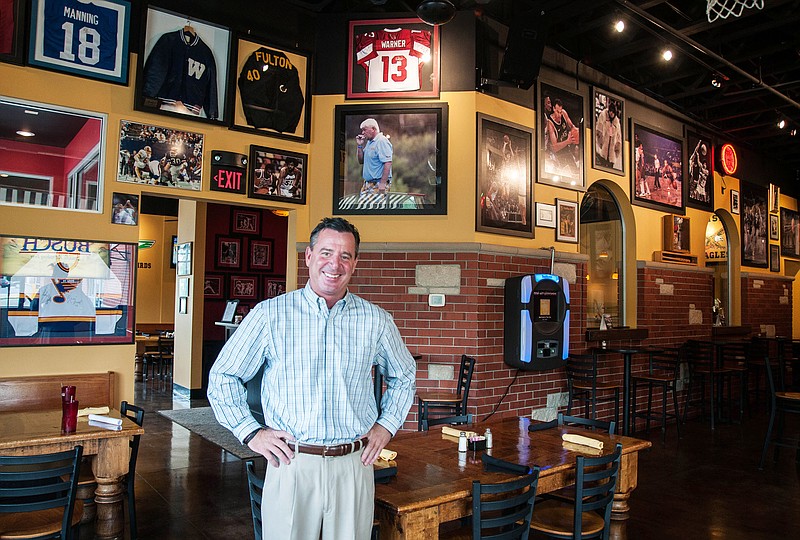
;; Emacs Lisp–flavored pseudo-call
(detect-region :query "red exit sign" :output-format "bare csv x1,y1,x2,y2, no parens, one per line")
209,151,247,194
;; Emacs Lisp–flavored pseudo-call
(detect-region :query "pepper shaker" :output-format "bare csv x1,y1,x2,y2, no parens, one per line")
485,428,493,449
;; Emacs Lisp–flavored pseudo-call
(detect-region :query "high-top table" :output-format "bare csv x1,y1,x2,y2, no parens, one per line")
593,347,652,436
374,416,651,540
0,408,144,540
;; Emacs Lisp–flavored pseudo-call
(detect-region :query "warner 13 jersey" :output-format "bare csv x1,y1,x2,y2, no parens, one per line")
355,27,431,93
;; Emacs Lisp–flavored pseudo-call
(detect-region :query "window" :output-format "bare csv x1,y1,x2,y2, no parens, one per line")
0,96,106,213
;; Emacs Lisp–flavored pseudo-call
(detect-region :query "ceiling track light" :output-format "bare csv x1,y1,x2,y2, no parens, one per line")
711,77,722,88
614,20,625,32
661,49,673,61
777,119,786,129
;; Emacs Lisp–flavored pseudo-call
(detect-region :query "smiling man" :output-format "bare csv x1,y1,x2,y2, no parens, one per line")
208,217,416,540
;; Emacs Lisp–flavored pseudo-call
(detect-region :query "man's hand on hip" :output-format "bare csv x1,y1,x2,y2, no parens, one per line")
249,428,295,467
361,423,392,466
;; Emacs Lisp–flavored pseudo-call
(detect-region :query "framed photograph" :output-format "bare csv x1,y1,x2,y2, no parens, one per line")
556,199,579,243
111,192,139,226
779,207,800,259
221,299,239,323
770,244,781,273
265,278,286,298
731,189,740,215
740,181,768,268
203,274,224,299
230,35,312,142
135,6,230,124
248,146,307,204
663,214,690,253
216,236,241,270
27,0,130,83
170,235,178,268
538,81,585,190
686,130,714,210
347,18,440,100
591,87,625,176
0,235,136,347
475,114,533,237
177,277,190,298
535,202,557,229
175,242,192,276
770,213,779,241
631,120,685,213
232,209,260,235
117,120,204,190
0,0,26,65
769,183,780,213
249,240,273,272
230,275,258,300
178,296,188,314
333,103,447,215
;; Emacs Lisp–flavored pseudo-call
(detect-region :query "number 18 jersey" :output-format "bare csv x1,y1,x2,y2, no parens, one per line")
355,27,431,93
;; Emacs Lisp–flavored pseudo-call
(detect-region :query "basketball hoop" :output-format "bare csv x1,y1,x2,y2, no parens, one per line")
706,0,764,23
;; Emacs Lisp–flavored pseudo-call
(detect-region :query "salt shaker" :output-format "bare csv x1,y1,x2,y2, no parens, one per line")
458,431,467,452
485,428,493,449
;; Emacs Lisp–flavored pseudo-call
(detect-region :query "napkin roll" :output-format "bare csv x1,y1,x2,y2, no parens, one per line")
78,406,111,417
441,425,477,439
379,448,397,461
561,433,604,450
481,453,532,475
88,414,123,427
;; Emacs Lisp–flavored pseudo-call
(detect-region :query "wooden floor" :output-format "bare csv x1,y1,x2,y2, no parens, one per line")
78,378,800,539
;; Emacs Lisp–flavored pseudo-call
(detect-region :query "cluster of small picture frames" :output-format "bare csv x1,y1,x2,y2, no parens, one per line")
203,273,285,301
535,200,579,243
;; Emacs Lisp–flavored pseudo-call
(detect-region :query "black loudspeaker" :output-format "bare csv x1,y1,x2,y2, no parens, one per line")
498,5,547,90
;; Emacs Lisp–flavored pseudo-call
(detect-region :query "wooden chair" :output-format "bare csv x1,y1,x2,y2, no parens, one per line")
529,443,622,540
421,414,474,431
682,340,734,429
0,445,84,540
565,353,621,427
245,460,381,540
440,467,540,539
528,413,616,435
758,355,800,469
630,347,682,442
121,401,145,539
417,355,476,431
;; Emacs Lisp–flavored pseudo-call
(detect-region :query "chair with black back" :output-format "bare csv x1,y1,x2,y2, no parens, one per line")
758,355,800,469
439,467,540,540
565,353,621,427
120,400,145,540
245,460,264,540
719,340,749,422
417,355,476,431
0,445,84,540
747,337,776,408
421,413,474,431
529,443,622,540
245,460,381,540
630,347,682,443
143,335,174,380
528,413,615,434
682,339,733,429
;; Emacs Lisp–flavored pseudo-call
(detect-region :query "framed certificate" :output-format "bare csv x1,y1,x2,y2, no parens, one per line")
28,0,131,84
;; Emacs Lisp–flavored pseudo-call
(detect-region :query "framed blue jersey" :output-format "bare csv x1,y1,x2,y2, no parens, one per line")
28,0,130,84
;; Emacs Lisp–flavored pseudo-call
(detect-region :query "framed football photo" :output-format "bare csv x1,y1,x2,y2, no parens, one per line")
347,18,440,100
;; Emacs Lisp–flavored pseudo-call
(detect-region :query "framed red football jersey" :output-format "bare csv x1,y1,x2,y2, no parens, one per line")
347,18,440,99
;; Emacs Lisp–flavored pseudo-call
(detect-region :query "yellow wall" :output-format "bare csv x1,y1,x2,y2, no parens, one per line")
137,214,177,323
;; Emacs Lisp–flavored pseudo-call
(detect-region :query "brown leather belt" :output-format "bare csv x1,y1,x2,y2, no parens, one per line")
295,438,368,457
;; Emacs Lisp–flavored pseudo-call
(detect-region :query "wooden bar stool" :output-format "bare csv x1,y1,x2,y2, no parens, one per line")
630,347,682,442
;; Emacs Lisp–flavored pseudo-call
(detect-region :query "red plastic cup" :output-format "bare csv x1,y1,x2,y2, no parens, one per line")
61,385,76,403
62,400,79,433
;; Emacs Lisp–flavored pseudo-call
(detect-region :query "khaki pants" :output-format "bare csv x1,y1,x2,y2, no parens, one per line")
261,448,374,540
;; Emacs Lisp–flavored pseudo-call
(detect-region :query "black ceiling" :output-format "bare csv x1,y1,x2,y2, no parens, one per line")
289,0,800,183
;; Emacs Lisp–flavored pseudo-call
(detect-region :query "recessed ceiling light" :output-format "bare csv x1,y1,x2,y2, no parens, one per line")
614,20,625,32
662,49,673,61
16,130,35,137
791,129,798,137
711,78,721,88
777,119,786,129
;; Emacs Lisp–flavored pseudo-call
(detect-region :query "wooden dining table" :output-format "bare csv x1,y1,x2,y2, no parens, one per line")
0,408,144,540
374,416,651,540
134,333,159,381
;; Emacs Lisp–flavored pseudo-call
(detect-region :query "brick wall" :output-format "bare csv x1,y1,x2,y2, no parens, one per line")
741,273,793,336
298,246,588,431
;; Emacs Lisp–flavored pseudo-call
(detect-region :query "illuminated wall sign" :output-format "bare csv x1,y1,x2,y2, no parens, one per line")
210,151,247,194
720,143,738,176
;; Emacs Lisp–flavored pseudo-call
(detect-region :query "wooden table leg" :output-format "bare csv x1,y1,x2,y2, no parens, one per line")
376,506,440,540
91,437,129,540
612,451,638,521
134,354,143,382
